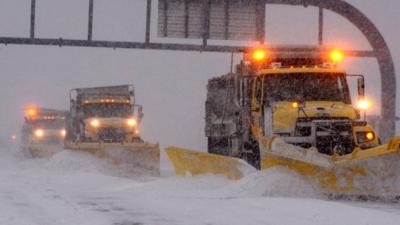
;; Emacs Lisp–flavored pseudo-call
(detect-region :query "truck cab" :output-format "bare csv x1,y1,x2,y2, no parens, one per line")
67,85,143,143
253,67,378,155
22,106,66,144
64,85,160,174
205,47,379,166
21,106,67,157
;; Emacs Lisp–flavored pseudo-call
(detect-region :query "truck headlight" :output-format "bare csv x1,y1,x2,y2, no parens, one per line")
126,118,137,127
356,99,371,110
356,131,375,143
34,129,44,138
90,119,100,128
366,132,374,141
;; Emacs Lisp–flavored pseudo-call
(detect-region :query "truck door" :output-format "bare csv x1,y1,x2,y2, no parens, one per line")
251,76,264,136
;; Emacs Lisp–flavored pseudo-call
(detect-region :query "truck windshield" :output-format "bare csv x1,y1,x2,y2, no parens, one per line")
82,103,132,118
264,73,351,103
29,119,65,129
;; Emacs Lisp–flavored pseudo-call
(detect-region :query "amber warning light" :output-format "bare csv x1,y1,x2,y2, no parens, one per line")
26,108,36,116
329,49,344,63
244,48,269,64
252,49,268,62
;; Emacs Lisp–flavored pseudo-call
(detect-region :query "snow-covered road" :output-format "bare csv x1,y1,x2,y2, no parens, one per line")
1,146,399,225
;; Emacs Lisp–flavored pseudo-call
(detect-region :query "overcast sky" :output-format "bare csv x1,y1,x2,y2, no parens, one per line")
0,0,399,150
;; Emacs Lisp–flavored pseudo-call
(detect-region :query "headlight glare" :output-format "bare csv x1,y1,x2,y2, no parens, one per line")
127,118,137,127
34,129,44,138
357,131,375,143
60,129,66,137
90,119,100,127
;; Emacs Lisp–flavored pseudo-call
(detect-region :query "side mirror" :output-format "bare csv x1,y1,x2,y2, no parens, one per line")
357,77,365,97
70,99,75,109
138,106,144,121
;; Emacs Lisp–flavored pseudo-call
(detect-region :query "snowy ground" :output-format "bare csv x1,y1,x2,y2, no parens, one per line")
1,144,399,225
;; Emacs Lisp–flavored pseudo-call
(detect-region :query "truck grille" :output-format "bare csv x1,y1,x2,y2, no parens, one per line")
292,118,354,155
98,128,126,142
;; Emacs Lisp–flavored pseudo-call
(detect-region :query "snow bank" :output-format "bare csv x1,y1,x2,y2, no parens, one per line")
228,168,320,198
1,145,400,225
119,166,319,201
46,150,109,173
44,149,157,181
36,145,319,199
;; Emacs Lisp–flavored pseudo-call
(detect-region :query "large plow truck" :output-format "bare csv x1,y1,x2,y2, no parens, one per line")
64,85,159,174
167,47,400,199
21,106,67,157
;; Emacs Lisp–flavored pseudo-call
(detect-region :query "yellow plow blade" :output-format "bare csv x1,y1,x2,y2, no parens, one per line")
65,141,160,175
26,143,62,158
166,146,254,180
259,136,400,198
165,137,400,198
333,137,400,164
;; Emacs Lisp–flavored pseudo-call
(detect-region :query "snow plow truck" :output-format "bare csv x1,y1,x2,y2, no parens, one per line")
21,106,67,157
167,47,400,200
64,85,159,175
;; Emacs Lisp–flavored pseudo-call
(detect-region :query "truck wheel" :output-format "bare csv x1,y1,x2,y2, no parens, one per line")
208,137,230,156
243,140,261,169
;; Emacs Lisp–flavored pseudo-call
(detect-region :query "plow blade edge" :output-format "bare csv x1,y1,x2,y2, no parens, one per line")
65,141,160,175
166,146,254,180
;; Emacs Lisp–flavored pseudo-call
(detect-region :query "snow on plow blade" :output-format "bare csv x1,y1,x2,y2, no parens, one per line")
166,147,255,180
65,142,160,175
260,136,400,199
166,137,400,199
26,143,62,158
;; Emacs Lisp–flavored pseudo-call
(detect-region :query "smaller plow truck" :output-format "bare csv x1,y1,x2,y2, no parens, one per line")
64,85,159,175
21,106,67,157
167,47,400,200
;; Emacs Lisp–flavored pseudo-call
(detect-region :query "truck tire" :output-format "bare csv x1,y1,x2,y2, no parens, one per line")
208,137,230,156
243,140,261,169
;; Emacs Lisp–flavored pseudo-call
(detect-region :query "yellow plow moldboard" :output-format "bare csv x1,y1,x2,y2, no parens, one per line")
27,144,61,158
259,137,400,198
166,146,253,180
65,142,160,175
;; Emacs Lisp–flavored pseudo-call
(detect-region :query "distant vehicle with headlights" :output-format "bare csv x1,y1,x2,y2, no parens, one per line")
64,85,159,175
21,106,67,157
